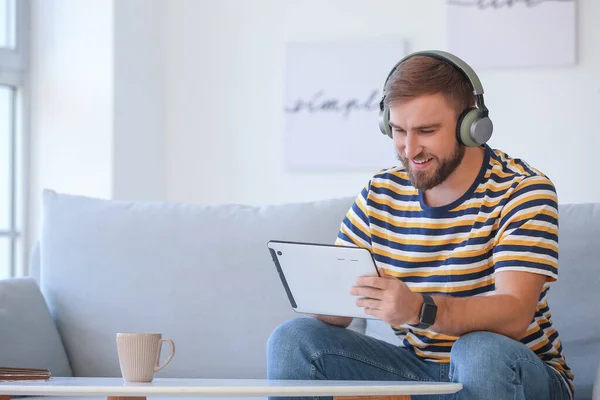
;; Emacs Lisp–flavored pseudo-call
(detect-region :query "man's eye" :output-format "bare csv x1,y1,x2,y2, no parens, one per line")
393,128,406,134
420,130,434,134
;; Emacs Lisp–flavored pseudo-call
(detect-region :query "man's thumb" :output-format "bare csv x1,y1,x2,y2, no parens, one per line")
378,267,394,278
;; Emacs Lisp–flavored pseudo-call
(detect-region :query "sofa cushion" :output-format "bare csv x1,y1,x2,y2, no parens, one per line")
364,319,400,346
0,277,72,377
549,203,600,399
40,189,355,379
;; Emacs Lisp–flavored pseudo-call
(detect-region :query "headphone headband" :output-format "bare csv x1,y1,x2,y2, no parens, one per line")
382,50,484,96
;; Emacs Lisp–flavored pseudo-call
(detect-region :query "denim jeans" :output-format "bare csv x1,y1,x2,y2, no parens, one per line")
266,317,571,400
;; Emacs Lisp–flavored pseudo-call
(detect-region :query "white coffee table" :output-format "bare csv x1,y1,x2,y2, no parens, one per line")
0,377,462,399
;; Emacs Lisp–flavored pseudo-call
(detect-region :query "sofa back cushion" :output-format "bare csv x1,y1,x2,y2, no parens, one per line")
40,189,354,378
549,203,600,399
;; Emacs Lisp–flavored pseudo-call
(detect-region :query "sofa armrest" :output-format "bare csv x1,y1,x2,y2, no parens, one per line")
0,277,72,377
27,241,41,284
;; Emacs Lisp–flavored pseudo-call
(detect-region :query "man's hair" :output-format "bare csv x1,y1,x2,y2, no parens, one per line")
383,55,475,116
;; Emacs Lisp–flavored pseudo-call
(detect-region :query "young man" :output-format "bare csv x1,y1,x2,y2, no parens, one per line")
267,51,573,400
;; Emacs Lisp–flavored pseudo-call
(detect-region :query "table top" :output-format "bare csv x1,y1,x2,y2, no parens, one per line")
0,377,462,397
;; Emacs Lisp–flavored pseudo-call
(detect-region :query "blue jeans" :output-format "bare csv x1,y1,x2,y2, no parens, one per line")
266,317,571,400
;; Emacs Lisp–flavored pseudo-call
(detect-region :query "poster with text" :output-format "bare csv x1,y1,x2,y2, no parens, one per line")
283,38,405,172
448,0,576,69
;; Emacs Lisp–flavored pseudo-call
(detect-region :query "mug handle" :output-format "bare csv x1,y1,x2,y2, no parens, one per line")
155,338,175,372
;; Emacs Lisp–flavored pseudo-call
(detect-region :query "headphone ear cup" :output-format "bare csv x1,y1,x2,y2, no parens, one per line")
456,108,489,147
378,107,392,138
455,108,473,146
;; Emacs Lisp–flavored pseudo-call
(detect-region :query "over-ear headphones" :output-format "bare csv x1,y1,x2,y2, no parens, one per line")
378,50,493,147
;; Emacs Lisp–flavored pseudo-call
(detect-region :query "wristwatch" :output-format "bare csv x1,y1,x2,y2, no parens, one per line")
414,294,437,329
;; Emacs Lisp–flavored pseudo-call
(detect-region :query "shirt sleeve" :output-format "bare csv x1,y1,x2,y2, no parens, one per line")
493,175,559,281
335,180,372,250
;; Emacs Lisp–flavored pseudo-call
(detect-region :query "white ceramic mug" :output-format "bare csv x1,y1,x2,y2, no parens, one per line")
116,333,175,382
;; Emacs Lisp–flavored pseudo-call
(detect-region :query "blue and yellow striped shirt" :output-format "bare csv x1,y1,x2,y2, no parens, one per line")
336,145,574,393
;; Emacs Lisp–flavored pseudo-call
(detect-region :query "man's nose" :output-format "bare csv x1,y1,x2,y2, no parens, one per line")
404,131,423,159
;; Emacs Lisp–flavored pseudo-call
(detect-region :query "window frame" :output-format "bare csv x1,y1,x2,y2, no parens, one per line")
0,0,27,85
0,0,29,277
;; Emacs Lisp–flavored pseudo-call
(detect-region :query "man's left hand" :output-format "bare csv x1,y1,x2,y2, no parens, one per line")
350,270,423,326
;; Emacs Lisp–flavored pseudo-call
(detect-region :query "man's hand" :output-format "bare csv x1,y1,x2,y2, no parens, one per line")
350,269,423,326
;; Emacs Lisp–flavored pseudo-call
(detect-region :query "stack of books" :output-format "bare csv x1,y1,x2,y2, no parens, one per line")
0,367,51,381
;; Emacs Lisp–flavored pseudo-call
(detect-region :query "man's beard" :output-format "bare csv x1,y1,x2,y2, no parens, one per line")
397,143,465,191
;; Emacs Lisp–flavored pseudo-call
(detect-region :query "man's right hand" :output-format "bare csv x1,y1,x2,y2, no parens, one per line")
308,314,353,328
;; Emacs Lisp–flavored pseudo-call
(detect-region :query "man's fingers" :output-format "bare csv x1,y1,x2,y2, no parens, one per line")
356,297,381,310
349,286,382,298
363,307,384,320
356,276,390,288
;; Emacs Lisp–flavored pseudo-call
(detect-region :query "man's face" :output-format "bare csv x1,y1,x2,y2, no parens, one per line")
388,93,464,191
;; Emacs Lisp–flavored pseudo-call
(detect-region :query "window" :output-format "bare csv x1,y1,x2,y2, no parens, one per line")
0,0,27,278
0,0,16,49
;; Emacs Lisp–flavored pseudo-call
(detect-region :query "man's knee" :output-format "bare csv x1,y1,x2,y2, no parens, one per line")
449,332,564,399
450,331,524,378
267,317,335,379
452,331,508,358
268,317,328,354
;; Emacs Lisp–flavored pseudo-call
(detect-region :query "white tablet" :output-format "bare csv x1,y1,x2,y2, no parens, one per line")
267,240,380,319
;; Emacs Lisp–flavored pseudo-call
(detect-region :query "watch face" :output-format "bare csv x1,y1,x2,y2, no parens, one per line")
422,303,438,325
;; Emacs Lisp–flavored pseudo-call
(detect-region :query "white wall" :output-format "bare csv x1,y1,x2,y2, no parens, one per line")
29,0,114,248
113,0,166,201
164,0,600,206
29,0,115,199
28,0,166,256
164,0,446,205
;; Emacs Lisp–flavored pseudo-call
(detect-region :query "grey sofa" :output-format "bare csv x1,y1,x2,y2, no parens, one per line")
1,190,599,399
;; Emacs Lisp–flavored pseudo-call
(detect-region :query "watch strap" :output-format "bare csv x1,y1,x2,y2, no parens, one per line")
415,294,437,329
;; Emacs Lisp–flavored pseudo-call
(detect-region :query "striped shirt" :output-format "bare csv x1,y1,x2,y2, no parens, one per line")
335,145,574,394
